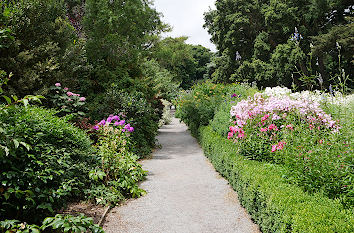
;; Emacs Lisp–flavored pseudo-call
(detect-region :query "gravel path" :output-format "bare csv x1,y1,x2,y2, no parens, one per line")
103,117,260,233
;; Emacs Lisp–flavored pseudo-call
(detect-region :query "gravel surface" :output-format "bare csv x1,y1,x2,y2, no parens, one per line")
103,117,260,233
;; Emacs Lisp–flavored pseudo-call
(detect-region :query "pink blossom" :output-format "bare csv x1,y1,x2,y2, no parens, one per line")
68,99,73,102
271,145,277,152
67,92,74,96
55,83,61,87
238,133,245,139
260,128,268,132
268,124,278,131
79,97,86,101
64,87,69,91
286,124,293,130
227,132,234,139
92,125,99,130
128,127,134,132
261,114,270,121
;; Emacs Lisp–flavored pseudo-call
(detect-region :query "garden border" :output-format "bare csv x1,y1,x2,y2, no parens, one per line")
199,126,353,233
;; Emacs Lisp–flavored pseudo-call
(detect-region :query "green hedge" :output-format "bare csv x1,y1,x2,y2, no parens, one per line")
200,126,353,233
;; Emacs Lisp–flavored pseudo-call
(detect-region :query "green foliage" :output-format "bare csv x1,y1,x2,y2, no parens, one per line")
0,0,79,97
204,0,353,90
42,214,104,233
152,37,213,89
175,81,257,137
84,0,166,76
47,83,87,121
90,87,159,157
141,59,180,101
94,119,146,204
200,126,354,233
209,85,257,137
0,106,98,222
0,214,104,233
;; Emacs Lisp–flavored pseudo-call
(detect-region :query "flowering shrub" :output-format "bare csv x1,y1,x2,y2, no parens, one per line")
227,91,353,207
48,83,87,120
92,115,146,203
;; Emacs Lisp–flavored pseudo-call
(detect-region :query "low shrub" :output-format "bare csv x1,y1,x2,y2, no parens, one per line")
0,214,104,233
200,126,353,233
46,83,87,121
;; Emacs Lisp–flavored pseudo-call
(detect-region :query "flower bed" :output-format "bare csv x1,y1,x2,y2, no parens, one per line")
200,126,353,233
227,90,353,207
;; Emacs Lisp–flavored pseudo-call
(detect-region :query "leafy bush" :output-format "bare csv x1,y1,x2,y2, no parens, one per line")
0,106,98,222
0,214,104,233
175,80,257,137
90,87,159,157
47,83,87,121
200,126,354,233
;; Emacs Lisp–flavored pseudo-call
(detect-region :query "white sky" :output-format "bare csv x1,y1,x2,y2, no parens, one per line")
152,0,217,52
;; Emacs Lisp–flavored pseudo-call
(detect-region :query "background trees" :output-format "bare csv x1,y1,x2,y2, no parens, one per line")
204,0,353,91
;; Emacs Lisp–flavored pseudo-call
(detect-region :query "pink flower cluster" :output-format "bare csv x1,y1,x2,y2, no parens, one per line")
54,83,86,102
271,141,286,152
230,93,339,131
228,126,245,139
93,115,134,133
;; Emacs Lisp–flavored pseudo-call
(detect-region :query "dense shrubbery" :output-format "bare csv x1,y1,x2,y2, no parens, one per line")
0,106,98,222
175,80,257,137
90,86,159,157
176,83,353,232
200,126,353,233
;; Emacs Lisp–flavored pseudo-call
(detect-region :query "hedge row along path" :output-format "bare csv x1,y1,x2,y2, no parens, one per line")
103,116,260,233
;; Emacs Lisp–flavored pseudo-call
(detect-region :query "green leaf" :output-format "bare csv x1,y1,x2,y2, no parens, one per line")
13,139,19,149
11,95,18,101
3,95,12,105
20,142,32,151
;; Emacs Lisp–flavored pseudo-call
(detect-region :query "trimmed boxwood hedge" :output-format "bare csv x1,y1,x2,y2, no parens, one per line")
200,126,353,233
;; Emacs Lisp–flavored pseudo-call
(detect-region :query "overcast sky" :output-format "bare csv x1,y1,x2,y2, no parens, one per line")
153,0,217,52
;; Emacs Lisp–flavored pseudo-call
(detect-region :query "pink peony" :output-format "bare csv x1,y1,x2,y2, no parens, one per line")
64,87,69,91
79,97,86,101
67,92,74,96
55,83,61,87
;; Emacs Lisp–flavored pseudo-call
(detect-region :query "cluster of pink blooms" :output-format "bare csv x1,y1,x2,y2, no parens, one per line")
271,141,286,152
230,93,339,131
55,83,86,102
93,115,134,133
228,126,245,139
228,93,340,152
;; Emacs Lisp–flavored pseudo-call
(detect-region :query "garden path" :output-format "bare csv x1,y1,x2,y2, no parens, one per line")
103,116,260,233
